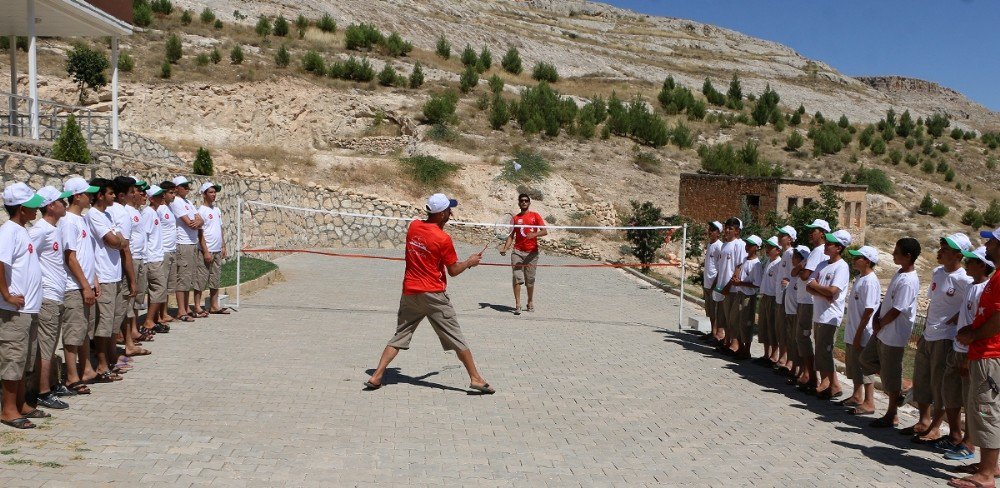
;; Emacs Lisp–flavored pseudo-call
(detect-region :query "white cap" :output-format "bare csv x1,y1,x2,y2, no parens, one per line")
776,225,798,241
962,246,995,270
2,182,43,208
794,245,811,260
37,186,71,207
146,185,165,198
743,235,762,247
765,236,779,248
425,193,458,214
805,219,831,233
733,217,743,230
199,182,221,194
849,245,880,264
824,229,852,247
709,221,723,232
943,232,973,252
172,176,191,187
64,177,99,196
981,228,1000,242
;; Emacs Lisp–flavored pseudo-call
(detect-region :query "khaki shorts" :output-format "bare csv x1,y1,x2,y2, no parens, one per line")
33,299,64,362
0,309,34,381
145,260,168,304
387,292,469,352
844,341,875,385
814,322,838,374
758,295,775,346
774,300,787,350
860,338,905,393
176,244,197,292
163,250,178,293
128,259,146,318
796,304,815,360
912,337,952,406
704,288,717,323
95,281,122,338
197,251,222,290
968,358,1000,449
511,250,538,286
942,349,968,410
784,312,799,363
62,289,92,347
738,294,756,345
719,293,741,337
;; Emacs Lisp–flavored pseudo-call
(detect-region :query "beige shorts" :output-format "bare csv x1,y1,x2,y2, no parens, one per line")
145,260,168,304
128,259,146,317
796,304,814,359
814,322,838,374
738,294,756,345
774,300,787,350
912,337,952,406
163,250,178,293
844,341,875,385
511,250,538,286
704,288,717,323
784,311,798,363
942,349,969,410
197,251,222,290
968,358,1000,449
387,292,469,352
62,289,92,347
860,338,905,393
95,281,123,338
0,309,34,381
719,293,741,337
33,299,64,362
758,295,775,346
176,244,197,292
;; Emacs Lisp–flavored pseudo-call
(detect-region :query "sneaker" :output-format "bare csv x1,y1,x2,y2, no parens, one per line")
152,324,170,334
944,445,975,461
36,392,69,410
51,383,77,397
934,437,960,451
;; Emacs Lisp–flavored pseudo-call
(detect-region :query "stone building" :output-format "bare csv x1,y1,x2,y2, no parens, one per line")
678,173,868,243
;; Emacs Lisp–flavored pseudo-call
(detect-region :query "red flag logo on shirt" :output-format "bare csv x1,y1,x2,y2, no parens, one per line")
946,287,956,297
133,216,139,222
53,242,59,251
209,214,214,219
164,214,170,220
931,282,937,291
27,243,33,254
82,230,87,238
154,219,159,225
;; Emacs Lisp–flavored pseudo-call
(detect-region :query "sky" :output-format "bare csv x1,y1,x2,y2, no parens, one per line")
604,0,1000,112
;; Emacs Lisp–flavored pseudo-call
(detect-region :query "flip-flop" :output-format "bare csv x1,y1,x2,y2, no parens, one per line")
362,381,382,390
849,407,876,415
209,308,231,315
125,348,152,357
870,417,899,428
1,417,34,429
23,409,51,419
88,371,123,383
954,465,1000,477
912,435,945,445
66,381,91,395
837,398,860,407
469,383,496,394
194,310,209,318
899,426,921,436
948,478,996,488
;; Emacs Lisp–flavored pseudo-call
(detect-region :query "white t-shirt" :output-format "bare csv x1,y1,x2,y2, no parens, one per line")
955,281,988,354
0,220,42,313
923,266,973,342
126,205,146,260
60,212,96,292
811,258,850,326
845,272,881,347
157,204,177,252
142,206,165,263
198,205,224,253
713,238,747,302
703,239,722,288
739,257,763,296
86,207,122,284
797,244,827,305
876,269,920,348
780,248,797,313
107,202,132,241
760,256,781,297
169,198,199,245
27,219,66,303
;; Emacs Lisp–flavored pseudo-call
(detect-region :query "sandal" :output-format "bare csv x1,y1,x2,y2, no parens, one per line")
209,308,231,315
869,417,899,428
125,348,151,357
1,417,35,429
469,383,496,394
152,324,170,333
23,409,51,419
66,381,91,395
88,371,123,383
837,398,860,407
178,315,196,322
948,478,995,488
848,407,876,415
363,380,382,390
194,310,209,318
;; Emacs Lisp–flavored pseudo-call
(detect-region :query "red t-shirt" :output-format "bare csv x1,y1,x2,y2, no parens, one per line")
512,211,546,253
969,272,1000,360
402,220,459,295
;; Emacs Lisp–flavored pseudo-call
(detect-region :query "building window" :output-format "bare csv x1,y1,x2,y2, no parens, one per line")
803,198,813,207
843,202,852,228
855,202,862,227
787,197,798,212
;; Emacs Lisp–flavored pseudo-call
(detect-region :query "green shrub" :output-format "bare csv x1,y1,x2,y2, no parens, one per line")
489,94,509,130
213,19,223,30
459,65,479,93
750,84,780,126
983,200,1000,227
950,127,964,140
117,51,134,72
51,114,90,164
193,147,214,176
180,9,192,24
532,62,559,83
479,47,492,72
811,122,848,156
196,53,209,66
501,47,523,74
843,166,893,195
316,13,336,33
945,168,956,182
295,14,308,31
919,193,934,213
937,160,950,174
378,63,399,86
132,1,153,27
165,34,182,63
964,130,977,140
488,74,504,94
461,45,477,67
409,63,424,88
962,209,984,229
275,44,290,67
435,35,451,59
896,110,915,137
725,74,743,110
698,141,782,177
785,131,805,151
702,78,726,106
672,121,693,149
870,137,886,156
988,157,997,170
200,7,215,24
401,155,460,186
209,47,221,64
905,153,918,166
332,56,374,82
938,142,951,153
904,137,915,150
422,91,459,125
233,10,246,20
931,202,949,218
273,15,289,37
255,16,271,38
921,159,934,173
634,151,662,174
150,0,172,15
927,113,950,137
773,113,786,132
230,45,244,64
619,98,669,147
923,141,934,155
66,44,109,103
576,108,596,139
159,59,171,78
501,148,551,182
889,149,902,165
789,111,802,126
382,32,413,57
344,23,382,50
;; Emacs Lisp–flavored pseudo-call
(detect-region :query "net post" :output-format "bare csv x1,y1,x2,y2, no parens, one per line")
678,223,687,331
235,196,242,310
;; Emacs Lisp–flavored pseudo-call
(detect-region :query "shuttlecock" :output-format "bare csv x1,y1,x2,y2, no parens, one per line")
512,161,522,171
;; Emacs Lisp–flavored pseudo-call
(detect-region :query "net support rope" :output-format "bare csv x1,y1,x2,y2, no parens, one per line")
235,200,689,329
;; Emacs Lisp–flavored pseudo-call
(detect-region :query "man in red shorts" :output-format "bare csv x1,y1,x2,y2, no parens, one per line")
364,194,494,394
499,193,548,315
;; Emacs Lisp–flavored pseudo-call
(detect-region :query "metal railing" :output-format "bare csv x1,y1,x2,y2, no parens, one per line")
1,91,111,145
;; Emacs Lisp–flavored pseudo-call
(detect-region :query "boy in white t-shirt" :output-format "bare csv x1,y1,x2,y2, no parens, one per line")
702,221,723,343
59,177,100,396
195,182,229,316
861,237,922,428
86,178,128,383
140,186,169,336
733,235,763,359
169,176,205,321
843,246,881,415
775,226,798,376
714,218,747,355
807,230,852,401
907,232,974,442
795,218,831,393
156,181,179,325
756,236,782,365
0,182,45,429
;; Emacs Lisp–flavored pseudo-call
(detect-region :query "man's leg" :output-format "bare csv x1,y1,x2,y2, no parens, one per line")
908,337,934,433
919,340,953,440
526,285,534,310
958,358,1000,485
0,310,33,422
456,349,488,387
367,346,400,386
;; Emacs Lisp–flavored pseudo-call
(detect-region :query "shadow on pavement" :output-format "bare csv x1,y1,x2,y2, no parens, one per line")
363,367,469,393
478,302,517,313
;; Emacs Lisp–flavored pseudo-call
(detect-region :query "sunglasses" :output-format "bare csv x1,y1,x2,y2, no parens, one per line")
519,199,530,203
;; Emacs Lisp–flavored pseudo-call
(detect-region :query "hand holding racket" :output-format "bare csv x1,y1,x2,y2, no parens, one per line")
483,213,514,256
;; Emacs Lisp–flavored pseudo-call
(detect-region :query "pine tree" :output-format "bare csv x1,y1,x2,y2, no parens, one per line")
479,46,493,71
275,44,290,67
501,47,522,74
488,94,508,130
165,34,182,64
273,15,289,37
435,35,451,59
51,114,91,164
726,74,743,110
408,62,424,89
193,147,214,176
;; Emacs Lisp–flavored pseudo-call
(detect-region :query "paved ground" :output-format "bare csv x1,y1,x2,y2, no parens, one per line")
0,244,970,486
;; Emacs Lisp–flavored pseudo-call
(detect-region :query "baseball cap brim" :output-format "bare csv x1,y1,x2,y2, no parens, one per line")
149,189,165,197
961,250,980,259
776,227,790,235
943,236,963,250
982,230,999,240
806,224,827,230
58,190,74,199
83,185,99,193
847,249,864,257
20,193,45,209
824,233,843,244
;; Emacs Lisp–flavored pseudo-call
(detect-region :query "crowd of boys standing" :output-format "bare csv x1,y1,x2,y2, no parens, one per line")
700,216,1000,487
0,175,227,430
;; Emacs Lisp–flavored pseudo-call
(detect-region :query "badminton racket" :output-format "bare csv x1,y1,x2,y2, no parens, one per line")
481,212,514,255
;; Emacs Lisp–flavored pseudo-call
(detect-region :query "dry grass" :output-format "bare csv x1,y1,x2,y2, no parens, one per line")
228,144,315,167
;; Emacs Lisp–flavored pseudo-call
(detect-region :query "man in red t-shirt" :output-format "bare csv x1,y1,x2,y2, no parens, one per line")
364,194,494,394
954,226,1000,488
499,194,547,315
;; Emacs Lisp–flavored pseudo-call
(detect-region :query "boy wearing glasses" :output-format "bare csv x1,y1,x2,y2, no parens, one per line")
500,194,547,315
